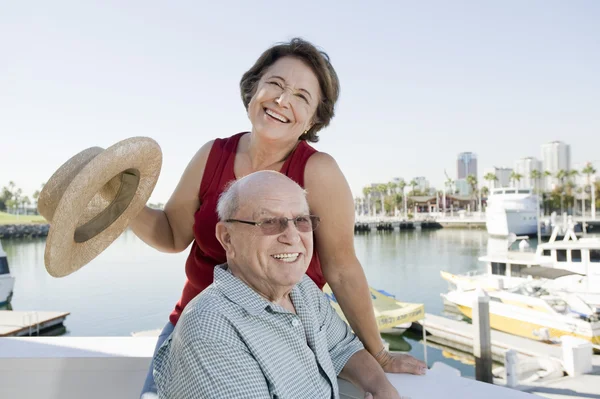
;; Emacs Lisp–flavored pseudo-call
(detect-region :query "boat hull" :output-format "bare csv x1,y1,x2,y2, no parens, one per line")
0,275,15,305
452,301,600,345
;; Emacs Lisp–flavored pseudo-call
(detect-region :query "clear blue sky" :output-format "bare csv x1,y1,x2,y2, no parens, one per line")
1,1,599,203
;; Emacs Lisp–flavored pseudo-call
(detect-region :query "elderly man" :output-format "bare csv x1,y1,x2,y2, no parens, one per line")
153,171,402,399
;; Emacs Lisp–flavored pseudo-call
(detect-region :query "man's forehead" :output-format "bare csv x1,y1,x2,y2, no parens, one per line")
239,196,308,217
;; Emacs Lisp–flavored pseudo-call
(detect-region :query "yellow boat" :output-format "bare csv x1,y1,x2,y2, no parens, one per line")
443,288,600,345
323,284,424,332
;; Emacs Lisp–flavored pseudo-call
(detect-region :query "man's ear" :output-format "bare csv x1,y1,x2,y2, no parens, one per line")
216,222,234,256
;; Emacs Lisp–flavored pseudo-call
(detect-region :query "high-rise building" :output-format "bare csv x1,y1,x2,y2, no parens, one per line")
513,157,543,190
483,167,512,189
541,141,571,189
457,152,478,180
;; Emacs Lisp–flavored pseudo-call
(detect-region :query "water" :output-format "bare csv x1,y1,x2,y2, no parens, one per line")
3,228,492,376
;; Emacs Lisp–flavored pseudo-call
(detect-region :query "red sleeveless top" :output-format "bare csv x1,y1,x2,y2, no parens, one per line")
169,132,326,325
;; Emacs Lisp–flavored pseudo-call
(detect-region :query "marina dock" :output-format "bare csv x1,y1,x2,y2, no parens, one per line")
415,313,562,359
412,313,600,399
0,310,70,336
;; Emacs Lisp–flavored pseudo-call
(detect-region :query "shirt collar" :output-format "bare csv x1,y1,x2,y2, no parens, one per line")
214,264,297,316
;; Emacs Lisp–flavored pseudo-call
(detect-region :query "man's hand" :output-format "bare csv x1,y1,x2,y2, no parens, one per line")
377,351,427,375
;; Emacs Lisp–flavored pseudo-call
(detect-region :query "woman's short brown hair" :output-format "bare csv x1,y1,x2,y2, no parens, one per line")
240,38,340,143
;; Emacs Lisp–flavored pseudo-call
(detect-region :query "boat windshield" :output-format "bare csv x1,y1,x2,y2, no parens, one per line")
0,257,9,275
545,298,568,314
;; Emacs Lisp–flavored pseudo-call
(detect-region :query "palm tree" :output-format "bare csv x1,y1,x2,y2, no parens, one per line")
510,171,523,188
466,174,478,212
481,186,489,197
387,181,398,215
483,172,498,190
555,170,568,214
530,169,541,190
362,186,372,216
582,162,597,218
409,179,418,195
445,177,454,194
354,197,361,215
376,183,388,216
396,179,407,218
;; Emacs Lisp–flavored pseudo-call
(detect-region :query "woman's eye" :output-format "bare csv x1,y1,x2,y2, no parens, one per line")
295,94,309,103
268,81,283,88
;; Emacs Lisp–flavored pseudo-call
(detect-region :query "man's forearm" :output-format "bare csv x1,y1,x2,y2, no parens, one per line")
339,350,396,395
327,264,385,355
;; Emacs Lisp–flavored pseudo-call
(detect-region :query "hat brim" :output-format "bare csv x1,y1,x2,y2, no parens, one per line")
44,137,162,277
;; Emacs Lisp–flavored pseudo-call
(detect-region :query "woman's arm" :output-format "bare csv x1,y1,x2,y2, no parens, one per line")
130,140,214,253
305,152,426,375
305,152,382,354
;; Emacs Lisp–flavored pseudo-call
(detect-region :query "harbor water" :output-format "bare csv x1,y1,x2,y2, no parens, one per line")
4,228,506,376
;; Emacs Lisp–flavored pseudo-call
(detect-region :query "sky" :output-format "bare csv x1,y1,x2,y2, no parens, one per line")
1,1,599,203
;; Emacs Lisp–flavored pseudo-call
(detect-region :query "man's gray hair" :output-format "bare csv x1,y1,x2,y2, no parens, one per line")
217,180,239,221
216,172,308,221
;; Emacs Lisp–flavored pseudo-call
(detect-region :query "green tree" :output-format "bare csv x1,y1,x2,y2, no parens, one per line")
483,173,498,190
510,171,523,187
396,179,407,217
481,186,489,197
466,174,478,211
409,179,418,195
530,169,542,193
362,186,373,216
376,183,388,215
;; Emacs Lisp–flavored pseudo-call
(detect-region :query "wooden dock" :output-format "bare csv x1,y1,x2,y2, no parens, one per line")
413,313,600,399
414,313,562,360
0,310,70,336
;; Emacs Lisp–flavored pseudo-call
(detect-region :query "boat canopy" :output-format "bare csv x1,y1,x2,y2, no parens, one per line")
519,266,580,279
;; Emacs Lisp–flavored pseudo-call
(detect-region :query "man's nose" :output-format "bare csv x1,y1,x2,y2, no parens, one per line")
278,220,301,243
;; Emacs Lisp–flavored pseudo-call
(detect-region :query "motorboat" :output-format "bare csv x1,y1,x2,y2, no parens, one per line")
441,227,600,306
443,287,600,345
485,188,539,236
0,240,15,306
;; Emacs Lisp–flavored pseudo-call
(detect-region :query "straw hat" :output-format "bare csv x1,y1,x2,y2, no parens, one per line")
38,137,162,277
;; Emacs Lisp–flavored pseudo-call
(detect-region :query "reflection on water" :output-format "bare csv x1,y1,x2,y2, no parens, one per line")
3,228,491,375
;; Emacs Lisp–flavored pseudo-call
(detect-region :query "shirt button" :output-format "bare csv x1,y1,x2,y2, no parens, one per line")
292,319,301,327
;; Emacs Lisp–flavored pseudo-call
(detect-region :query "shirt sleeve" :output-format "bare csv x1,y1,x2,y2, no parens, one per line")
154,335,272,399
317,288,365,375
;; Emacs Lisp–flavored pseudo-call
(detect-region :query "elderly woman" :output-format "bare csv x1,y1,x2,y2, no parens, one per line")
132,38,425,397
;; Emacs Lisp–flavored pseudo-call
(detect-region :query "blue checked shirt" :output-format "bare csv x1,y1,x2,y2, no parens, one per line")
154,265,364,398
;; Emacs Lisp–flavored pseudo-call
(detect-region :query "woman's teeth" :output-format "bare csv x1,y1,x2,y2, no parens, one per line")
265,109,289,123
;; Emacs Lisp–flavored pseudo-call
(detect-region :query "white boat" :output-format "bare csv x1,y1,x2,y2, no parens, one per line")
485,188,539,236
0,241,15,306
443,288,600,345
442,228,600,307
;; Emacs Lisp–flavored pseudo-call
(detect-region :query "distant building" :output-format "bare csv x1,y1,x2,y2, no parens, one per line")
541,141,571,189
413,176,430,193
483,167,512,189
457,152,478,180
455,178,472,196
513,157,543,190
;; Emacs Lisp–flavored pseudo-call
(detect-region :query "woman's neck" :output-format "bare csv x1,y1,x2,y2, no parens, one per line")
244,130,299,171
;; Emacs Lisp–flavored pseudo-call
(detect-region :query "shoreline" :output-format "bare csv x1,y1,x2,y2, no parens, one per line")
0,224,49,239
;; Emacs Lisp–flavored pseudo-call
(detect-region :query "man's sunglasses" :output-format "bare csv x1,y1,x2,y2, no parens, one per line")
225,215,320,236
